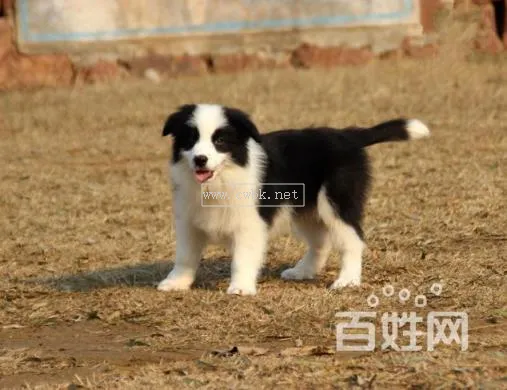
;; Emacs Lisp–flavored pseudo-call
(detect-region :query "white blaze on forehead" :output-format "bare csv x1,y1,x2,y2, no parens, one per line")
184,104,229,171
188,104,228,139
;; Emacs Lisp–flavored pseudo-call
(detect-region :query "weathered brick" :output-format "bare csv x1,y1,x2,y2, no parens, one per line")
474,1,505,53
419,0,446,33
172,54,209,75
121,53,208,77
0,19,12,61
291,44,373,68
402,39,440,58
378,48,404,61
211,52,290,73
0,52,74,90
76,60,127,84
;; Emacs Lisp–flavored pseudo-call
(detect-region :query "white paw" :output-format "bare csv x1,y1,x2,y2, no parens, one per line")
157,276,192,292
281,266,315,280
329,277,361,290
226,284,257,296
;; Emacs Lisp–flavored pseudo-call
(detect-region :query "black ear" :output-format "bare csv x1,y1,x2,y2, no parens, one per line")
162,104,196,137
223,107,261,143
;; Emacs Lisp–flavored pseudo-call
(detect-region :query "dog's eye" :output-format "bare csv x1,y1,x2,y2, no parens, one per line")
214,127,234,147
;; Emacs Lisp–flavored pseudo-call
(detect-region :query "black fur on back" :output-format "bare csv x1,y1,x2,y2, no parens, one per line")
258,128,371,238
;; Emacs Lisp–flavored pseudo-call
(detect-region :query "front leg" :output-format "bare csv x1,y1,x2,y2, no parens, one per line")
157,220,206,292
227,221,268,296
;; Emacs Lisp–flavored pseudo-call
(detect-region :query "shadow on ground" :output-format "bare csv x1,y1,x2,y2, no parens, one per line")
26,257,293,292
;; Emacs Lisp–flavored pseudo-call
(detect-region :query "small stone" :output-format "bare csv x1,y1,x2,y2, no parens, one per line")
144,68,161,83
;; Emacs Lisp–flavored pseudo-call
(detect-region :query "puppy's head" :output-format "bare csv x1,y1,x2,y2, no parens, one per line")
162,104,261,183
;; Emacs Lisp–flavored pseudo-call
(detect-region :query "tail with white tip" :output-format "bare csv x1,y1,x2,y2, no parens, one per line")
340,118,430,148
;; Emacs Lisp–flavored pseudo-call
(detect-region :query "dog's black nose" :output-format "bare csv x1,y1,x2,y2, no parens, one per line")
193,155,208,168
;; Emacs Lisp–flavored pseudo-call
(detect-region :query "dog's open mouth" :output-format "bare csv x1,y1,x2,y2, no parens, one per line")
194,169,214,183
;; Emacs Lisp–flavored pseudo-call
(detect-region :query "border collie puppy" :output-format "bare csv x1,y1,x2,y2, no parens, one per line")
158,104,430,295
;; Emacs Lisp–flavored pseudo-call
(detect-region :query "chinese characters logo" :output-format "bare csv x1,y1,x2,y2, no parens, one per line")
336,283,468,352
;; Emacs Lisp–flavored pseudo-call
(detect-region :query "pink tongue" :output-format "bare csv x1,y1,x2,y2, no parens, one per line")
195,170,213,183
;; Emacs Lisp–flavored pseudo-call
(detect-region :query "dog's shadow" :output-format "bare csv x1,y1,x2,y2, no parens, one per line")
31,257,291,293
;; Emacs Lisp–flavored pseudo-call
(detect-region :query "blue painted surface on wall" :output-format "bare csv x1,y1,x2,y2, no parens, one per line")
18,0,416,44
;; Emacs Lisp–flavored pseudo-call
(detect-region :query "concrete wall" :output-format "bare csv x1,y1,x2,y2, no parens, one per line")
2,0,449,90
16,0,424,58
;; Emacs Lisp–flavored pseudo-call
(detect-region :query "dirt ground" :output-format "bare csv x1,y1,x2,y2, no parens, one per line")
1,10,506,390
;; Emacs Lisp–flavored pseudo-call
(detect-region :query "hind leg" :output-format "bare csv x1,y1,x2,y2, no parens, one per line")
329,221,365,289
281,215,332,280
316,188,366,289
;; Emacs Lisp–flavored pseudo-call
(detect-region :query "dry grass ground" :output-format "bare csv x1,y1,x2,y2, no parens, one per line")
1,9,506,390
